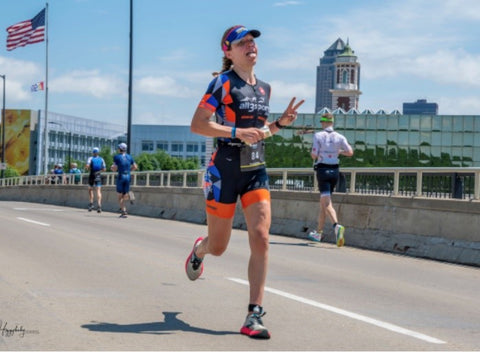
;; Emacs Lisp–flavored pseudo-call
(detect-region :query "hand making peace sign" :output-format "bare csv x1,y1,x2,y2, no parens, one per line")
277,97,305,127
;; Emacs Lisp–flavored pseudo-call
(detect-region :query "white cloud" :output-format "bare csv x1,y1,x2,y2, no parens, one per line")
262,54,316,71
430,0,480,21
136,76,197,98
360,50,480,88
134,110,185,125
309,0,480,98
270,80,314,100
438,96,480,115
3,80,32,103
50,70,125,98
410,51,480,86
0,56,43,102
268,80,314,114
156,49,192,63
273,1,302,6
0,56,41,80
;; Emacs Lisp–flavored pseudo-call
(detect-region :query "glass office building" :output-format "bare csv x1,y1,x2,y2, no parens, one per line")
131,125,207,167
403,99,439,115
270,112,480,167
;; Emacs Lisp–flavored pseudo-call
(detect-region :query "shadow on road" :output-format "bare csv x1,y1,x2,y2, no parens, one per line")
81,311,237,336
269,241,310,247
269,240,337,248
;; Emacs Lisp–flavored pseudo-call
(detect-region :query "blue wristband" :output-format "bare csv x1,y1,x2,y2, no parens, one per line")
231,127,236,138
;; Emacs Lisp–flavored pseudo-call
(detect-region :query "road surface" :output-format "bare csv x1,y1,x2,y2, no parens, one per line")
0,201,479,350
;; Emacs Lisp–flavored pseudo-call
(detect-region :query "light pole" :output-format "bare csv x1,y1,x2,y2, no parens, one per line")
0,74,5,179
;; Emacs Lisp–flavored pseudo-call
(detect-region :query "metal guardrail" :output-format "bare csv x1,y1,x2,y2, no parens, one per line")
1,167,479,200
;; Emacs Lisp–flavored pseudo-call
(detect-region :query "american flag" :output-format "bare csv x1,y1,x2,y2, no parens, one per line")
6,8,45,51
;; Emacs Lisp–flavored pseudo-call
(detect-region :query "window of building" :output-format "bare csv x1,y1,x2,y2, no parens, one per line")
355,116,365,129
142,141,154,151
420,116,431,131
376,131,386,145
377,116,386,131
387,131,398,145
463,147,473,163
441,132,452,146
464,116,473,132
442,116,453,131
398,131,409,146
366,131,376,145
186,143,198,152
452,117,464,132
337,97,350,111
420,145,431,160
398,115,409,130
344,130,355,143
157,142,168,151
387,117,398,130
410,116,420,131
464,132,473,147
452,133,462,147
345,116,356,130
171,143,184,152
409,131,420,145
420,131,431,145
366,115,376,130
355,130,365,144
431,119,441,133
474,147,480,163
432,132,442,146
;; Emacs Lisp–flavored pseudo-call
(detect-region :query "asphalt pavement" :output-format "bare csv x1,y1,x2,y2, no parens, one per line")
0,201,479,351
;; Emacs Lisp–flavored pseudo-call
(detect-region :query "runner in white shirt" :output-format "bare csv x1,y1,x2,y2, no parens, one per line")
308,113,353,246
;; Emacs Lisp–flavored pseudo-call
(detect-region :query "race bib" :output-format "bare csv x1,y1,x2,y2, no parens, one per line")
240,143,265,171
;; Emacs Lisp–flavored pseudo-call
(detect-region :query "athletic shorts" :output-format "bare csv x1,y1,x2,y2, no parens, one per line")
88,172,102,187
203,145,270,218
315,164,339,196
116,173,131,194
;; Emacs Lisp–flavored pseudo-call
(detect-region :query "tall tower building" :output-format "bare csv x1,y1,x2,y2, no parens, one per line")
315,38,361,113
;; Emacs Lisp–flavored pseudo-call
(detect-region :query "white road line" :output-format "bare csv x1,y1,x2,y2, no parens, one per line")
16,217,50,227
14,207,64,212
227,277,446,344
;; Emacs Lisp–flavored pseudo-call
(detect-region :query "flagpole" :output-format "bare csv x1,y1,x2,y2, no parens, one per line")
42,2,49,175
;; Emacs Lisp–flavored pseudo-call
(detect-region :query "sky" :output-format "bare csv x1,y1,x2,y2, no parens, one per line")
1,0,480,130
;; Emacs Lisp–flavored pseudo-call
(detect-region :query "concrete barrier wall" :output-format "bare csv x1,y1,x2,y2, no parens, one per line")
1,185,479,266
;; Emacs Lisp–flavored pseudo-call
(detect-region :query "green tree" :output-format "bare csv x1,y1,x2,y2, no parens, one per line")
182,157,199,170
100,146,113,169
2,166,20,178
133,150,199,171
136,153,156,171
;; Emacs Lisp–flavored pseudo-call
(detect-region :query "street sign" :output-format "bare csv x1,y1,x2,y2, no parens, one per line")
0,163,7,170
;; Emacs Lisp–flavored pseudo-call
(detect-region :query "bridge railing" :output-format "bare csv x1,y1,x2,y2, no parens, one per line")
1,167,479,200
